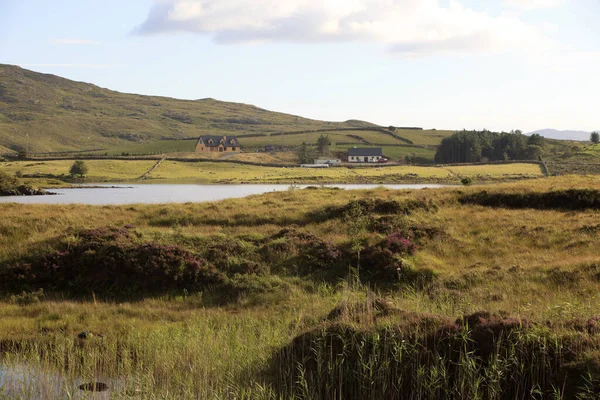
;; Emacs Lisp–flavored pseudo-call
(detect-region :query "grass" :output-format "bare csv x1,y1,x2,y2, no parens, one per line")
1,176,600,398
0,159,157,181
0,64,380,153
0,159,544,185
394,129,456,146
83,130,445,161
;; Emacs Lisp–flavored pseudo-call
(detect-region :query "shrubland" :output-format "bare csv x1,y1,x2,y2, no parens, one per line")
1,175,600,398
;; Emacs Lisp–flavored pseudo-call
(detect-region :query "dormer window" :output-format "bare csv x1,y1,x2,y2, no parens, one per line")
229,139,235,144
208,139,213,144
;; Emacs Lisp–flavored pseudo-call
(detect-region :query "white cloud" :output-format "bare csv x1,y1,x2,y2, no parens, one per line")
135,0,553,56
502,0,564,10
49,39,100,45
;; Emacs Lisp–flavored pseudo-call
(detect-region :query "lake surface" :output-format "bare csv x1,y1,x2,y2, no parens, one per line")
0,183,450,205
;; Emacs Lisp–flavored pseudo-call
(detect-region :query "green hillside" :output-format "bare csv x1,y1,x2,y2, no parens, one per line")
0,64,379,153
0,64,455,155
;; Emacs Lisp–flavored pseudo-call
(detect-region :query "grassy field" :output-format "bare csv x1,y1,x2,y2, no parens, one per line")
1,176,600,398
82,129,447,160
0,159,544,185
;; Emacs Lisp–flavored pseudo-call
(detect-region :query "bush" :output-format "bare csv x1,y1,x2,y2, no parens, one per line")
461,177,473,186
459,189,600,210
360,233,418,282
9,289,45,305
260,229,342,275
310,198,436,222
0,226,226,297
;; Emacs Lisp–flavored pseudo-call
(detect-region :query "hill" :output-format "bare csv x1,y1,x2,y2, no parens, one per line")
0,64,458,159
528,129,594,141
0,64,382,153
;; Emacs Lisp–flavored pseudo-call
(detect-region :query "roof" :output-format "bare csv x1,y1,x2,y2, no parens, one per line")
197,135,240,147
347,148,383,157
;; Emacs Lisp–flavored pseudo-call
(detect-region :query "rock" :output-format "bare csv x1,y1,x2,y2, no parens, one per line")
79,382,109,392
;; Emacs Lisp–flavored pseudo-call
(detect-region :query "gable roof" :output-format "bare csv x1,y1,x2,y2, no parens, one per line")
197,135,240,148
348,148,383,157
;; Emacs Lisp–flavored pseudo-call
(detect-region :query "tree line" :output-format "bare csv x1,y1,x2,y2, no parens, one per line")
434,130,545,164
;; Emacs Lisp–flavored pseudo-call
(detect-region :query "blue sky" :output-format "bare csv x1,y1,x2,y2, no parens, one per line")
1,0,598,132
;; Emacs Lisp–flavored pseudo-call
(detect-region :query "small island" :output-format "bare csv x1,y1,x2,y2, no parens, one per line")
0,171,48,196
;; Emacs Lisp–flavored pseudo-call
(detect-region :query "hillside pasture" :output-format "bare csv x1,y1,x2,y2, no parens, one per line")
396,129,455,146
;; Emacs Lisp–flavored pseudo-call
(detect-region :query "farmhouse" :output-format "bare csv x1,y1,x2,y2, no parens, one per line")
347,148,383,163
195,135,241,153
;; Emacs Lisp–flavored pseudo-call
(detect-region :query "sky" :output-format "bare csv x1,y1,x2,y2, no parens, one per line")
0,0,598,132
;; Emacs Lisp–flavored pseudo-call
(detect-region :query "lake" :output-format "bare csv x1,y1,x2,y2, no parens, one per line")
0,184,450,205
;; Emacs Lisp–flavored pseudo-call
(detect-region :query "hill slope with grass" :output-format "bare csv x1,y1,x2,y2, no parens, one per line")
0,64,382,153
0,64,455,156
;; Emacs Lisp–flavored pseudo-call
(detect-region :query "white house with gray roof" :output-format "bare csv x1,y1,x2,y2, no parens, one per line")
347,148,384,163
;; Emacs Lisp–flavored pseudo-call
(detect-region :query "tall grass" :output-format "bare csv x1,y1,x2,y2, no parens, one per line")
1,176,600,398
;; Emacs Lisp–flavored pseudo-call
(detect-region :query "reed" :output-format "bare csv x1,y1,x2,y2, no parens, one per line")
1,175,600,398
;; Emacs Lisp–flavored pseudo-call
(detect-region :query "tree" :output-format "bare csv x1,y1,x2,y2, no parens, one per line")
297,142,311,164
70,160,88,177
591,132,600,144
527,133,545,147
316,134,330,157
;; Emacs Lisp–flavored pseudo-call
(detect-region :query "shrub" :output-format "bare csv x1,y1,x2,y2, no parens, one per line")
0,226,226,297
9,289,45,305
360,233,418,283
383,232,416,255
309,198,436,222
459,189,600,210
259,229,342,275
461,177,473,186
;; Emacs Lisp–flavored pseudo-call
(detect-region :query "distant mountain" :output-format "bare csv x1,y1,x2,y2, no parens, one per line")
527,129,594,142
0,64,379,153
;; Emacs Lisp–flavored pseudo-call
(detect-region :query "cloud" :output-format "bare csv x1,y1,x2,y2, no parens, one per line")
135,0,553,56
19,64,118,69
49,39,100,45
502,0,564,10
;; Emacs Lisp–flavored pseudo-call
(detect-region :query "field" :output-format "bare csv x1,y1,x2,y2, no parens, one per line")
0,159,545,185
394,129,455,146
1,176,600,398
81,129,448,162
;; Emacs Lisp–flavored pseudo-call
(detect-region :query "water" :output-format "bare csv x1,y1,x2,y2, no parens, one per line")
0,356,125,399
0,183,450,205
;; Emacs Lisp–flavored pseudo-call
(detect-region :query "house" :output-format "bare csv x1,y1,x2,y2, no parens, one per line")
195,135,241,153
347,148,384,163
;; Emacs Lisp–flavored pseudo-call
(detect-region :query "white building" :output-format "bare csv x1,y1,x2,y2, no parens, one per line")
347,148,384,163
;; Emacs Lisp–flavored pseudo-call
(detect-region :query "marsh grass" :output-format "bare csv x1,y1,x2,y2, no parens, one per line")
1,176,600,398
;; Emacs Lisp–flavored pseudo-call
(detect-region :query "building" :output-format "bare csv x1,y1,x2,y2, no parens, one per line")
347,148,384,163
195,135,241,153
